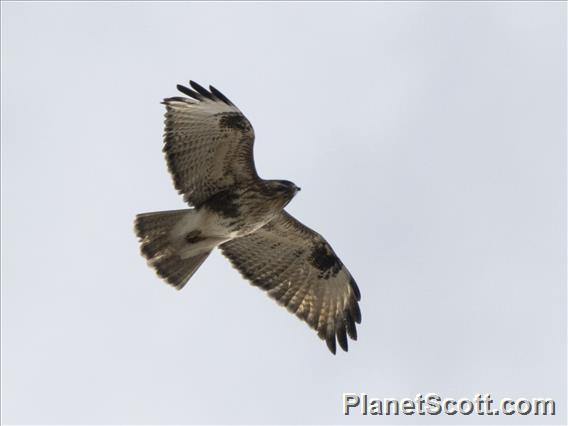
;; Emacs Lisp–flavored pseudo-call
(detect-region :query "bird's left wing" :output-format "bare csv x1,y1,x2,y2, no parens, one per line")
162,81,259,207
220,211,361,354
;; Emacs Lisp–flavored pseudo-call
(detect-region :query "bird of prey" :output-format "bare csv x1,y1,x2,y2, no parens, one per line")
134,81,361,354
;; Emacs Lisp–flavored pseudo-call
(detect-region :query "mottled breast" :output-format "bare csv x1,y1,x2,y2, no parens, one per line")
200,187,284,237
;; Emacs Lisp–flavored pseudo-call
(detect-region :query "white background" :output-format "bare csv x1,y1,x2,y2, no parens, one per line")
2,2,566,424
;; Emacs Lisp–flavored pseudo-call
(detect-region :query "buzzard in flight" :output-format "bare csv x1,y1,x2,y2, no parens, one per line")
134,81,361,354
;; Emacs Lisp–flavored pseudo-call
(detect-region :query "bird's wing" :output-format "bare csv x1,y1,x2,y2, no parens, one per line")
162,81,258,207
220,211,361,354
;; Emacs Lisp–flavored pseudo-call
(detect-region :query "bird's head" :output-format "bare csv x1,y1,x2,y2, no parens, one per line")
266,179,301,207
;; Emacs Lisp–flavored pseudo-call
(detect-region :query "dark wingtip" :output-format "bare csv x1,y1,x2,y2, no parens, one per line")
350,299,362,324
349,276,361,301
345,313,358,341
336,323,349,352
177,84,203,101
189,80,215,100
209,85,234,106
326,333,337,354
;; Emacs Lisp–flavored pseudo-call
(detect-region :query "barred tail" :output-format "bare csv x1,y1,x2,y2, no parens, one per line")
134,209,212,290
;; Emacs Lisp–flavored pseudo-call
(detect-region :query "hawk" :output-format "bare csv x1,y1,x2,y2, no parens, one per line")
134,81,361,354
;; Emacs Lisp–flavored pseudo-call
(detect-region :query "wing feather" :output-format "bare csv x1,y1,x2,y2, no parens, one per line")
162,82,258,206
220,211,361,354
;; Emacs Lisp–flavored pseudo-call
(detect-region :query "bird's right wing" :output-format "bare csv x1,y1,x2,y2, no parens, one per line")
220,211,361,354
162,81,259,207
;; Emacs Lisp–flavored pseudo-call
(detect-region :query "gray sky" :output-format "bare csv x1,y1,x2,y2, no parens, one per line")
1,2,566,425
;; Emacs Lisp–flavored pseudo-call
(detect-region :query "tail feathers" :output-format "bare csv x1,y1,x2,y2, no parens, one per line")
134,209,212,290
151,251,210,290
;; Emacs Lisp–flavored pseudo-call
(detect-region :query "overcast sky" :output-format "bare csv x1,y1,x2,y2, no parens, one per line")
1,2,566,425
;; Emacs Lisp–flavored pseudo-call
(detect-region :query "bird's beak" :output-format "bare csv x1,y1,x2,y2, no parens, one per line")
296,186,301,192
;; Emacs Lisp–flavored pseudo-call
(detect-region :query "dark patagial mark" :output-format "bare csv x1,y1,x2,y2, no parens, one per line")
309,242,342,279
203,190,240,218
218,112,250,132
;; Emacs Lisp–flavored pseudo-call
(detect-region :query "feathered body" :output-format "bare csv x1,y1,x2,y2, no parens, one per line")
135,81,361,354
200,180,300,238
